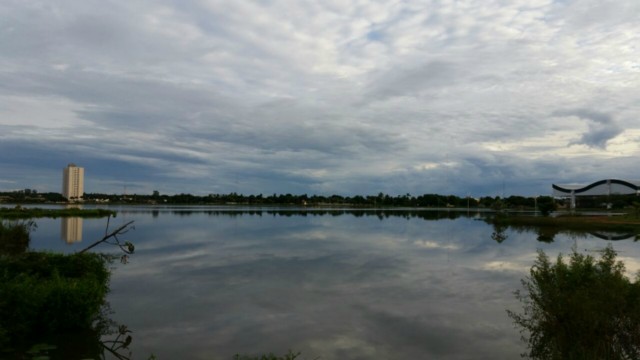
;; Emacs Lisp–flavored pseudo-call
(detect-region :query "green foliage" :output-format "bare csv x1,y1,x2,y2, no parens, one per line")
233,350,301,360
0,220,35,255
490,198,506,211
0,217,136,359
536,196,556,216
0,206,116,219
0,252,111,350
633,202,640,219
508,245,640,359
488,214,640,233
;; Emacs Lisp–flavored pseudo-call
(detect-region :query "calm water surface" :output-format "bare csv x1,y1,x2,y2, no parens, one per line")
28,206,640,359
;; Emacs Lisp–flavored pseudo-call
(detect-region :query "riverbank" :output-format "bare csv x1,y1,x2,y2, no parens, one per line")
489,211,640,232
0,207,116,219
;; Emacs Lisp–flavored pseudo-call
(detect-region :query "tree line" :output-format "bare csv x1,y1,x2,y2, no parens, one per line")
0,189,562,209
89,191,533,208
4,188,638,210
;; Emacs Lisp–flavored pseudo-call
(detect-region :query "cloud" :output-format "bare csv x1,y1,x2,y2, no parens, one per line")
1,0,639,195
553,109,623,149
366,61,459,100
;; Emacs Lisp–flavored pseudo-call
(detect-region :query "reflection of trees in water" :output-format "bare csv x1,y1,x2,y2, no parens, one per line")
535,227,558,243
162,208,483,221
93,310,135,360
23,313,135,360
488,221,640,243
508,246,640,359
491,223,508,243
100,325,134,360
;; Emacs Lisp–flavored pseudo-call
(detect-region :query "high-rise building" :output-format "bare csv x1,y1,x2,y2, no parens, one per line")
62,163,84,201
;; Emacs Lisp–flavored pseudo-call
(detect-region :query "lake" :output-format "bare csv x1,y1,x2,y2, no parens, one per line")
26,206,640,359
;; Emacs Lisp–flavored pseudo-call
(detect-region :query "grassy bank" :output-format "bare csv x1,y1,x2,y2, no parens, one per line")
489,212,640,232
0,206,116,219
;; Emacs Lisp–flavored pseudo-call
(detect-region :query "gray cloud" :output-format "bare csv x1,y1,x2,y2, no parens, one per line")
554,109,623,149
366,61,459,100
1,0,639,195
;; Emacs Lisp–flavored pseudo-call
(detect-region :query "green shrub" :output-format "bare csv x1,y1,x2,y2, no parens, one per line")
0,220,34,255
536,196,556,216
509,245,640,359
0,252,111,350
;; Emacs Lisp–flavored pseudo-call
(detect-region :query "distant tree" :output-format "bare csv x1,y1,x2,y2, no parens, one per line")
478,196,497,208
506,195,532,208
632,201,640,219
536,196,556,216
490,197,506,211
41,192,66,202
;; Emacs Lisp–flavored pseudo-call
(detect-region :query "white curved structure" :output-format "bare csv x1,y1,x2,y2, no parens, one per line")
552,179,640,209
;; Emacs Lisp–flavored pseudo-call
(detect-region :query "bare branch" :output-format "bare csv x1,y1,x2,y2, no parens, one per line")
80,219,135,254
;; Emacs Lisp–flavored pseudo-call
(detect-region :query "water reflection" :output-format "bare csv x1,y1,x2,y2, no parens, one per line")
23,207,640,359
61,217,83,243
491,223,509,243
535,227,557,243
121,207,492,221
589,231,638,241
104,210,526,359
487,221,640,244
21,318,135,360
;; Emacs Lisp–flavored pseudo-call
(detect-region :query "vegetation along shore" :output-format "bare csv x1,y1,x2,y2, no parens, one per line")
0,207,116,219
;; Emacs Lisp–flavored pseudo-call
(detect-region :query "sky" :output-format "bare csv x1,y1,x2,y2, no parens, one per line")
1,0,639,197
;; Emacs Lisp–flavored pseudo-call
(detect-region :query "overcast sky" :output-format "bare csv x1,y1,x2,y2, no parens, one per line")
1,0,639,196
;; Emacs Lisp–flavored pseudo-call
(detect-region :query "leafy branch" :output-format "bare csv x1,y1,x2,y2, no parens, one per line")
100,325,133,360
79,216,135,262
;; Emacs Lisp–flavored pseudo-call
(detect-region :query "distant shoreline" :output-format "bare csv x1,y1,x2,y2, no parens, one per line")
488,212,640,231
0,207,116,219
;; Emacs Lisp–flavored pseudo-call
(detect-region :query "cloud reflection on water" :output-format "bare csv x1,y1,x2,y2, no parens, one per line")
26,209,640,359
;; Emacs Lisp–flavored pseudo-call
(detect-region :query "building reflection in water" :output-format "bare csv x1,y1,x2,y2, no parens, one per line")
61,217,83,243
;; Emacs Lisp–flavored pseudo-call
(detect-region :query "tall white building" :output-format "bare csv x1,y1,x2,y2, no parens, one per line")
62,163,84,201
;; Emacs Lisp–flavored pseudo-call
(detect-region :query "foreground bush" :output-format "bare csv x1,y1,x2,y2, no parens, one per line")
0,220,34,255
0,251,111,350
509,245,640,359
